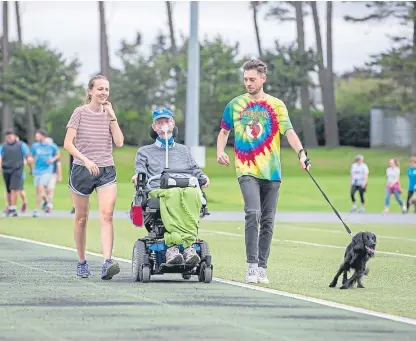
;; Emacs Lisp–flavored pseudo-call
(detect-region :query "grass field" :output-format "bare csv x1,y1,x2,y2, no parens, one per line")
0,217,415,319
0,146,414,213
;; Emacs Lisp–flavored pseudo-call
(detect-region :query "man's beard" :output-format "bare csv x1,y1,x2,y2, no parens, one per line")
247,87,261,95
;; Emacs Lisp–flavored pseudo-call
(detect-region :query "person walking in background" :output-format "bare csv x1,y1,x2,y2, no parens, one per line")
406,156,416,212
41,137,62,213
0,130,33,217
384,158,407,214
3,138,29,214
349,154,369,213
30,129,60,217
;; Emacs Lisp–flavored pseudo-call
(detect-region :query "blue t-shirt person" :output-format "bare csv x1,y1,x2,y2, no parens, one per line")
408,166,416,191
30,142,59,176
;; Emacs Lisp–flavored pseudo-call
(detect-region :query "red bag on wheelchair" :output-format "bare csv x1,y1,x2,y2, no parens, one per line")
130,193,144,227
130,175,146,227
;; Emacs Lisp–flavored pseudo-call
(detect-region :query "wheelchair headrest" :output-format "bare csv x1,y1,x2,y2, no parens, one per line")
148,125,178,140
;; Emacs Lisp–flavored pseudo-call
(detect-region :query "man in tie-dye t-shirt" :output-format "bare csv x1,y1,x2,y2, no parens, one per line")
217,59,310,285
220,92,293,181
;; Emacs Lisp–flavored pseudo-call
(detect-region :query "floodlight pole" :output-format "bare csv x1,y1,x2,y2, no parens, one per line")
185,1,205,167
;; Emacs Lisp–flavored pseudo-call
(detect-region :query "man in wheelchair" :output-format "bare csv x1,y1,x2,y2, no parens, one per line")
131,108,210,268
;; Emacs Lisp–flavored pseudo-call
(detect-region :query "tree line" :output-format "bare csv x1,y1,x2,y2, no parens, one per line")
1,1,415,154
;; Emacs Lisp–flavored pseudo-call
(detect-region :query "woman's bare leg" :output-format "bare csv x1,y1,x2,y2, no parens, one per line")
72,192,90,261
96,184,117,260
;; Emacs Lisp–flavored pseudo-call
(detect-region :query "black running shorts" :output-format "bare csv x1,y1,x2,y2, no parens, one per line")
2,170,23,193
69,164,117,196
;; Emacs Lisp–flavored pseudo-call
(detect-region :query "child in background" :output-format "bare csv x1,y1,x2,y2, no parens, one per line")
384,158,407,214
350,154,369,213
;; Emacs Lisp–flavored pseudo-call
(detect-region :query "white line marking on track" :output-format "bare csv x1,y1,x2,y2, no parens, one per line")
1,233,415,327
200,229,416,258
278,224,416,243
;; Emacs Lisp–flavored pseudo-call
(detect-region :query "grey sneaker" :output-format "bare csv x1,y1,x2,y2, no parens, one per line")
257,267,270,284
101,259,120,280
77,260,90,278
183,247,200,266
359,207,365,213
245,266,258,283
165,246,184,265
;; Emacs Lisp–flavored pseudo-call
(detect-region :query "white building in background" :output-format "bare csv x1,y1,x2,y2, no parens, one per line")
370,106,413,149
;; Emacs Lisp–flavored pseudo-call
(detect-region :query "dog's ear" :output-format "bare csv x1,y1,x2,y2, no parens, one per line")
352,232,365,252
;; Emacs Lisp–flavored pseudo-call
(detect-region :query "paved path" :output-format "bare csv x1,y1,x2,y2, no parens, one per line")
11,210,416,224
1,236,415,341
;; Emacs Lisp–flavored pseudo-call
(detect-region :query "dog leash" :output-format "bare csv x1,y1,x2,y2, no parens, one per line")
302,154,353,237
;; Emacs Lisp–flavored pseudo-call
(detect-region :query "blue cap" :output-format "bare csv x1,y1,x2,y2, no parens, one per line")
152,108,174,121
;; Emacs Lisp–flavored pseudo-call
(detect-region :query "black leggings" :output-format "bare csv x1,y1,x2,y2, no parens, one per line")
406,190,415,209
351,185,365,204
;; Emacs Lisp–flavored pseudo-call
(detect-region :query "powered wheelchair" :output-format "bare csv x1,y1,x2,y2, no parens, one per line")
129,125,213,283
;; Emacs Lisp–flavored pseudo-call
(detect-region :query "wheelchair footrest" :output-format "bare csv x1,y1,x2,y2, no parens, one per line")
158,262,197,274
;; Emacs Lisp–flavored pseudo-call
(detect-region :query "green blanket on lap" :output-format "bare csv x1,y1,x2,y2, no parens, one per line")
148,187,202,248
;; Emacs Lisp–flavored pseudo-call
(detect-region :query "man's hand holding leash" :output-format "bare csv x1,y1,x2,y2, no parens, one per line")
298,148,311,171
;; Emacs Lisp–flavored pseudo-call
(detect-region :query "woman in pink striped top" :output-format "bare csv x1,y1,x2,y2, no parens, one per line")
64,75,124,280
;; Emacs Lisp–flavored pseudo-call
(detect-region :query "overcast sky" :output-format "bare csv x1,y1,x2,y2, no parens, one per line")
2,1,408,86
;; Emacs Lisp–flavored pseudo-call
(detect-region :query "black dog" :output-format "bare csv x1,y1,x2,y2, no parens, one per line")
329,232,377,289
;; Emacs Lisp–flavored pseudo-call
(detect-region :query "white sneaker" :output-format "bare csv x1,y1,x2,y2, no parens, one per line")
245,266,258,283
257,267,270,284
165,246,184,265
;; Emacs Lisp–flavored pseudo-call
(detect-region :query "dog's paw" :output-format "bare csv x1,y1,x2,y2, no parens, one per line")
329,282,336,288
357,284,365,288
340,285,348,289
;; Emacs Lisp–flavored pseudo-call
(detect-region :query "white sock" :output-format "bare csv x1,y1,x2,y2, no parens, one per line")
248,263,258,269
8,206,16,210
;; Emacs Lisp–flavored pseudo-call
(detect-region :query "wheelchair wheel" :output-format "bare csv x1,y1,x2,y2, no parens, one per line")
182,273,192,280
132,240,149,282
198,262,212,283
198,240,213,283
200,240,210,259
141,266,151,283
203,266,213,283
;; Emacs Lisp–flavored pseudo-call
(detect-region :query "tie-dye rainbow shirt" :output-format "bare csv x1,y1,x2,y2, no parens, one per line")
220,94,293,181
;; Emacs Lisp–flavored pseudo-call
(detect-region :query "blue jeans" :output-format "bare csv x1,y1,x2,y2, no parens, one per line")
384,188,404,208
